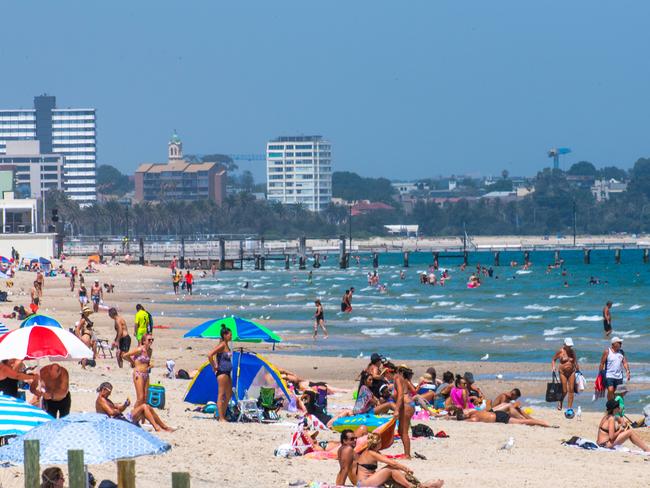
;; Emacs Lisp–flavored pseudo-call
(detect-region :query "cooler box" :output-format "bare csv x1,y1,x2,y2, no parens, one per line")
147,383,166,409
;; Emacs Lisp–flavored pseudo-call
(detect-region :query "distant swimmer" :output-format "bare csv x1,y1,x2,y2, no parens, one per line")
341,289,352,313
603,301,613,336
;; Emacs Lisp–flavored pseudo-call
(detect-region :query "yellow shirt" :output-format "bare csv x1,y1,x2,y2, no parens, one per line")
134,309,149,341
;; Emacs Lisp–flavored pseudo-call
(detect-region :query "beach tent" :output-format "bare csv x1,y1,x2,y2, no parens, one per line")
184,351,291,405
88,255,100,264
29,257,51,272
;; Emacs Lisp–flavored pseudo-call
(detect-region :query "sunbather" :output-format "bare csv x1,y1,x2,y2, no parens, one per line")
492,388,521,408
596,399,650,451
337,430,444,488
452,405,553,427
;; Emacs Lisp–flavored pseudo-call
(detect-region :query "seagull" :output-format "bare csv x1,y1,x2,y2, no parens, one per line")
495,374,503,380
500,437,515,451
357,352,364,358
480,353,490,361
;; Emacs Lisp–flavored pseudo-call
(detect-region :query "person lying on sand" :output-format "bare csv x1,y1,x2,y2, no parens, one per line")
337,430,444,488
449,405,554,427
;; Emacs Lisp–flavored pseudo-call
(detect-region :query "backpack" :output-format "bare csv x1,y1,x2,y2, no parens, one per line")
146,311,153,334
411,423,434,438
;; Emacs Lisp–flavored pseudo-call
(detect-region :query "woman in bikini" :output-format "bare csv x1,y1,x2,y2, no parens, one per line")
597,399,649,451
356,432,444,488
208,325,233,422
123,334,154,408
394,365,417,459
74,307,96,369
551,337,579,412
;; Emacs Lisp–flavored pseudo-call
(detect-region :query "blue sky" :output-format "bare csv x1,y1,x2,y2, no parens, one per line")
2,1,649,180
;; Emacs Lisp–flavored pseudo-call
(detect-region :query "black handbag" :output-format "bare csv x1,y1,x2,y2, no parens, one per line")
545,372,564,402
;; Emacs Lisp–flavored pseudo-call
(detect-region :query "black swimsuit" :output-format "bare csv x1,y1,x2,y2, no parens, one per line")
357,462,378,473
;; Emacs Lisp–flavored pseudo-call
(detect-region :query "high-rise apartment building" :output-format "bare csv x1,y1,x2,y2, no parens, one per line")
0,95,96,205
266,135,332,212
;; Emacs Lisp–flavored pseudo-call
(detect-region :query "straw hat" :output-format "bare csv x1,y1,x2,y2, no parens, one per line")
81,306,92,316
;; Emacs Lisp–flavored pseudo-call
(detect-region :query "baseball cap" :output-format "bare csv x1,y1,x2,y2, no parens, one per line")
370,353,382,363
564,337,574,347
611,336,624,344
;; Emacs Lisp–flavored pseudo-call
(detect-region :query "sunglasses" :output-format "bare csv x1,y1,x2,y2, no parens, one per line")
345,436,357,441
147,339,154,343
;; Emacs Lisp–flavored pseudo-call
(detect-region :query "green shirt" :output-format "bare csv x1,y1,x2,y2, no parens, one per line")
135,309,149,341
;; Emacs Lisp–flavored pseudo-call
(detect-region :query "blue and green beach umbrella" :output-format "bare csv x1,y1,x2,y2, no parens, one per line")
183,316,282,343
20,314,62,329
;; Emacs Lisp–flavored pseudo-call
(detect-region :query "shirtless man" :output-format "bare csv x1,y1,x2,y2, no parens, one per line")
336,429,358,486
31,364,71,418
454,404,552,427
492,388,521,408
603,301,613,337
109,307,131,368
95,382,173,432
0,360,36,398
35,270,44,295
90,280,103,313
30,281,40,305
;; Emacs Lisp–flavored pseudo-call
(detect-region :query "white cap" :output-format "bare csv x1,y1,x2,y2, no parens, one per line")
564,337,574,347
611,336,624,344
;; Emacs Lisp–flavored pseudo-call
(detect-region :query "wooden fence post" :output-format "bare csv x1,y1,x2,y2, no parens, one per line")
171,472,190,488
24,439,39,488
67,450,85,488
117,459,136,488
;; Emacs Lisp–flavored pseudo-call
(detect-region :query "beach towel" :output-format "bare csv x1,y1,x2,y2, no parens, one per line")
593,372,606,401
563,436,650,456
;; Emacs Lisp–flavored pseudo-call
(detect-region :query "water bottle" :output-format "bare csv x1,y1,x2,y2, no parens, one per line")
577,406,582,421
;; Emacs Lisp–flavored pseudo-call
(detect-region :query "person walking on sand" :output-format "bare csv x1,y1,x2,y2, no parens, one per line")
90,280,103,313
185,270,194,295
603,301,613,336
313,299,328,339
109,308,130,368
552,337,580,413
599,337,630,401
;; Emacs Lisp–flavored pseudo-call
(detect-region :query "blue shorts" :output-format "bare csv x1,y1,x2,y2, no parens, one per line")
604,377,622,388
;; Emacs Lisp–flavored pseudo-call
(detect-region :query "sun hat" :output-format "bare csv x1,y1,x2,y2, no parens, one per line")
611,336,624,344
81,306,92,316
564,338,574,347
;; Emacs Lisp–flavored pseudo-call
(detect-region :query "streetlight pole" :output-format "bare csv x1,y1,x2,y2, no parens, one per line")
348,204,352,254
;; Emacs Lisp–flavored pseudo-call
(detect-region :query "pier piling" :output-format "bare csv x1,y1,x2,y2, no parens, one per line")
463,251,469,266
219,238,226,271
139,238,145,265
554,250,560,264
373,253,379,268
180,237,185,269
260,256,265,271
99,238,104,262
254,255,260,270
644,249,649,264
313,253,321,268
494,251,500,267
284,255,290,270
299,256,306,270
339,236,347,269
433,252,439,269
584,249,591,264
403,251,409,268
615,249,621,264
524,251,530,265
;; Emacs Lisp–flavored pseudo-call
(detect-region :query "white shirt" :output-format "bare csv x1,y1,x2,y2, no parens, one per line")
605,347,625,380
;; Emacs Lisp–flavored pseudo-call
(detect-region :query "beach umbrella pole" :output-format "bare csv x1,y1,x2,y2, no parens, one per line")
235,348,243,401
67,450,85,488
24,439,39,488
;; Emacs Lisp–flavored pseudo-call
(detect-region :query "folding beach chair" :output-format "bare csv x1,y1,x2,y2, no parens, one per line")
258,387,283,422
96,338,113,359
237,398,262,423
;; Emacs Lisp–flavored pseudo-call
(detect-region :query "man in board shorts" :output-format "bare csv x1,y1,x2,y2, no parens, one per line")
90,280,103,313
109,308,131,368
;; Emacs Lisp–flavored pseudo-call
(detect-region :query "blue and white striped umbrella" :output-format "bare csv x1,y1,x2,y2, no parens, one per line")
0,394,53,437
0,323,8,335
0,413,171,464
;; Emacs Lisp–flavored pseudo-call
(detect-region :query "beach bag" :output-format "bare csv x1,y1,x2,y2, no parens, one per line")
146,311,153,334
411,424,434,438
575,371,586,393
545,372,563,402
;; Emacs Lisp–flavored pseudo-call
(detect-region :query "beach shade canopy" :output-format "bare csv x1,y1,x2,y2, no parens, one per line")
0,393,53,438
0,413,170,465
0,325,93,360
183,316,282,343
20,314,62,329
184,351,291,405
0,256,12,264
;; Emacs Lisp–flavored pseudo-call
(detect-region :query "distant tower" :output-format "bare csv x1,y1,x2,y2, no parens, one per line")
168,131,183,161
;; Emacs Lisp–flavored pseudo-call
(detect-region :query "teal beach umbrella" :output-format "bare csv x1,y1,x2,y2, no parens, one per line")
183,316,282,343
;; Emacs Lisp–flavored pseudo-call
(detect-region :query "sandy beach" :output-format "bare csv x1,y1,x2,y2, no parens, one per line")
0,260,647,488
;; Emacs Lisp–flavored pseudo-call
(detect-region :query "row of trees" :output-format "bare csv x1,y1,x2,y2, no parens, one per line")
55,158,650,238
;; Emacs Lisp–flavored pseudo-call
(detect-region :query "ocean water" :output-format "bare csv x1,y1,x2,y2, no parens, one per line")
162,250,650,366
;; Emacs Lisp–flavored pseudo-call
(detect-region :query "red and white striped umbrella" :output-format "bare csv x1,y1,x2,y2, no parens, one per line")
0,325,93,360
